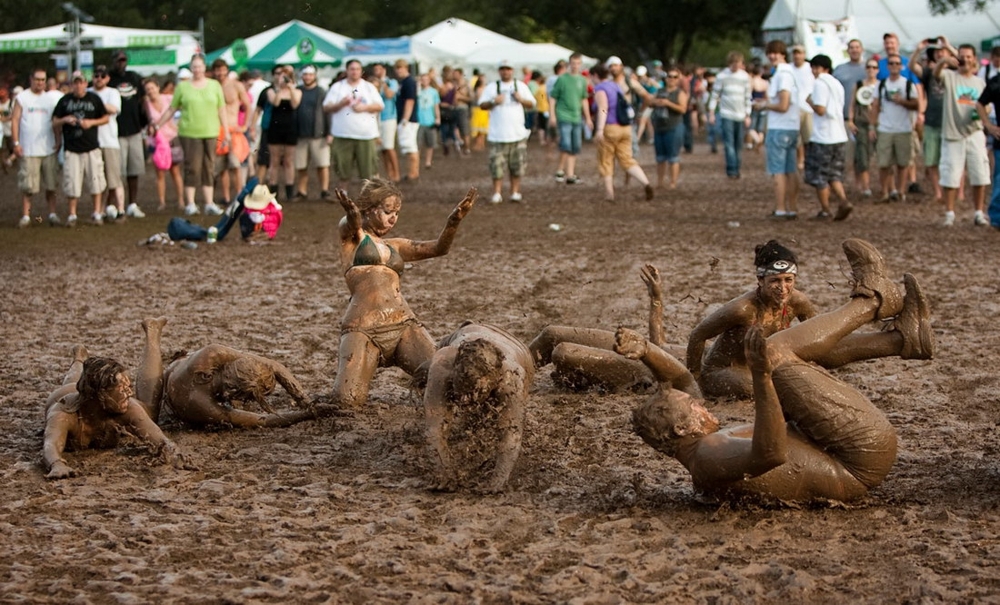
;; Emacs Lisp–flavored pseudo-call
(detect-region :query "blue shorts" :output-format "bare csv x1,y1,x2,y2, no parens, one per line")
654,126,683,164
765,129,798,175
558,121,583,155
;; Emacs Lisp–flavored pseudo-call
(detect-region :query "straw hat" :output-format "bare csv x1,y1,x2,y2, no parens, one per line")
244,185,275,210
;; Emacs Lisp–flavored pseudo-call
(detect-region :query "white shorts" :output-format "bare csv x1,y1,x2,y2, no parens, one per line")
63,149,107,198
379,118,397,151
397,120,419,155
101,147,123,189
939,131,991,189
294,137,331,170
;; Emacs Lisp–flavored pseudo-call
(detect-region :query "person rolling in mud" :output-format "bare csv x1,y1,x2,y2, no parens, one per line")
330,178,477,411
616,238,933,504
422,321,534,493
687,240,819,400
528,264,700,396
42,319,193,480
160,345,315,428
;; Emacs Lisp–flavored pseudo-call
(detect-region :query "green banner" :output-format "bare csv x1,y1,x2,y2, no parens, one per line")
231,38,249,67
127,34,181,47
982,36,1000,52
0,38,59,52
297,37,316,62
127,49,176,66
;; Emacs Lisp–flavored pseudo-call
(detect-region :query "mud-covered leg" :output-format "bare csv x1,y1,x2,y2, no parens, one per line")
331,332,381,410
137,317,168,421
423,347,458,490
395,324,438,376
528,326,616,367
483,389,526,493
551,342,652,391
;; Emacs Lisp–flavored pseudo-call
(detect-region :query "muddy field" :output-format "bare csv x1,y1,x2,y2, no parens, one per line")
2,138,1000,604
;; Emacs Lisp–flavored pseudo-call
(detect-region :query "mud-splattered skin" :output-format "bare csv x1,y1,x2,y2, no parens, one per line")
330,183,476,410
423,322,534,492
162,345,313,428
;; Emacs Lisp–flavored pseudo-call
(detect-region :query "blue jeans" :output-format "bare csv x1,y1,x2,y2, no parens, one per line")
557,121,583,155
706,120,720,152
720,118,745,177
989,148,1000,227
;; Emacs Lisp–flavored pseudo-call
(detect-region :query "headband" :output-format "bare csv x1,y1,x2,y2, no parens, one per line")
756,260,798,278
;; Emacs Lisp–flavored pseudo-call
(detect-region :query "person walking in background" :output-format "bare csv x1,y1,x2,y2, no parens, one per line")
549,53,592,184
708,51,752,178
630,66,688,189
870,53,919,204
264,66,301,202
107,50,148,218
847,60,881,197
438,66,459,156
478,59,535,204
53,71,110,226
154,54,228,216
89,65,125,221
372,63,400,182
804,54,852,221
324,59,383,191
144,78,185,212
294,65,330,199
394,59,421,181
790,45,815,172
593,57,653,202
13,68,61,227
758,40,801,219
417,72,441,170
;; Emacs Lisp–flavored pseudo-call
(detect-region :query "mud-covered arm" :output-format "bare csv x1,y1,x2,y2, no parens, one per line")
484,368,528,492
122,403,196,470
615,328,701,397
686,301,743,378
336,189,364,243
260,356,308,405
393,188,477,261
640,264,665,346
423,347,458,484
792,291,819,322
43,411,76,479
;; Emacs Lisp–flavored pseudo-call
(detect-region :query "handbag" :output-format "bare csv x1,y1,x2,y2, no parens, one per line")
616,90,635,126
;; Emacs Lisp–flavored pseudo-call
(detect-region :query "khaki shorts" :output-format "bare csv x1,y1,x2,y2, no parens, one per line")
939,131,991,189
118,133,146,178
397,121,419,154
798,111,814,147
596,123,637,176
101,147,123,189
488,140,528,179
876,131,913,168
63,149,107,198
379,119,397,151
294,137,331,170
332,137,378,181
18,154,58,195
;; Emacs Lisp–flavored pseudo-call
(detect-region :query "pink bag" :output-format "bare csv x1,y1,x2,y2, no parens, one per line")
152,132,172,171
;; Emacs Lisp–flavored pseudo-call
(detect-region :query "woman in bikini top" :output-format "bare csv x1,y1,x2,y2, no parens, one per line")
330,179,477,411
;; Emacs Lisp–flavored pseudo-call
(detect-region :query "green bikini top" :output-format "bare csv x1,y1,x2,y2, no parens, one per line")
353,234,404,275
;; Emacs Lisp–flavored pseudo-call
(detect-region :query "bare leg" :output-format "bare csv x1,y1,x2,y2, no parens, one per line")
137,317,168,421
331,332,381,409
394,325,438,376
699,365,753,400
63,345,90,386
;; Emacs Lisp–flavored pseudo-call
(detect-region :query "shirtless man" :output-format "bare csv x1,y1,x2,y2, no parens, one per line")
423,322,534,492
213,58,251,205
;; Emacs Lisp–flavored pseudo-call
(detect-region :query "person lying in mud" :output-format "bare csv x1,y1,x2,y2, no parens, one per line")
329,179,477,411
43,332,193,480
616,239,933,503
528,264,700,395
686,240,818,400
160,344,315,428
422,322,534,493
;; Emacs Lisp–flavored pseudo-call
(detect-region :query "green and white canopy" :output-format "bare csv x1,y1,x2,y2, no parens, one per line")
205,20,347,70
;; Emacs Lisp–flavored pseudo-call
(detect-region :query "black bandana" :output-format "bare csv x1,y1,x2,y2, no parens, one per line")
756,260,798,278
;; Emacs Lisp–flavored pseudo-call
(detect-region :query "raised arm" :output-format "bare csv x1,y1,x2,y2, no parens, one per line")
42,410,77,479
614,327,700,397
391,187,477,261
640,264,665,346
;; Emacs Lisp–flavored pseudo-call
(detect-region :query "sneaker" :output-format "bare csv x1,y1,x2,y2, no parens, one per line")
126,203,146,218
943,211,955,227
510,192,523,203
105,205,119,221
90,212,104,226
861,189,872,198
66,214,77,228
565,176,581,185
644,184,654,201
490,192,503,204
895,273,934,360
554,170,566,183
17,215,30,228
48,213,61,226
907,182,923,194
812,210,833,220
785,212,798,220
184,204,200,216
833,203,854,222
889,190,900,202
842,238,903,320
204,202,224,216
320,190,331,200
768,210,790,219
974,210,988,226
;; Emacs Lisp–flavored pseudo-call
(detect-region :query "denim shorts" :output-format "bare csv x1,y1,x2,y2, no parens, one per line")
765,129,798,175
654,126,683,164
558,120,583,155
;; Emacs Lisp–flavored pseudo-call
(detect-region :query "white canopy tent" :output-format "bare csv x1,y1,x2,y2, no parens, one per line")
464,42,596,80
762,0,1000,54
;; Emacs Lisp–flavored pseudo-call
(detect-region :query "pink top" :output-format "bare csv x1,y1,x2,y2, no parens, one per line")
147,93,178,141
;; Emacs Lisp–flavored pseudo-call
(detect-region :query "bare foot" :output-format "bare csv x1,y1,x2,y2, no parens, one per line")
141,317,168,335
614,327,647,360
70,345,89,363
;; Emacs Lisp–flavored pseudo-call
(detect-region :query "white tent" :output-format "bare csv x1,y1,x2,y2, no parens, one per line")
762,0,1000,54
411,18,521,67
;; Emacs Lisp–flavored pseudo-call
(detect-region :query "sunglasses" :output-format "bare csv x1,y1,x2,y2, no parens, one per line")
866,65,879,69
887,61,902,66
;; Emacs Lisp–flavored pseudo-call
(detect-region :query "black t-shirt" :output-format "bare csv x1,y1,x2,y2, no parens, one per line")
107,69,146,136
396,76,418,123
54,91,108,153
978,74,1000,150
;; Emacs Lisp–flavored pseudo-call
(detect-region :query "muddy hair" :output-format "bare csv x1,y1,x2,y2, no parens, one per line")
754,240,798,268
450,339,504,406
631,391,703,457
218,357,275,405
75,357,127,408
356,177,403,213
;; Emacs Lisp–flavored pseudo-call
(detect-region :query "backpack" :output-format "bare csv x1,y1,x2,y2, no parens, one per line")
616,89,635,125
878,78,914,102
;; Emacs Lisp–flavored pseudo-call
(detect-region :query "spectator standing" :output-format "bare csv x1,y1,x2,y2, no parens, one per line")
878,32,924,194
758,40,801,219
242,69,269,174
747,64,768,150
549,53,592,184
324,59,383,191
531,71,550,144
630,66,688,189
212,59,252,206
469,73,489,151
977,46,1000,175
294,65,330,199
372,63,400,182
804,54,852,220
12,69,61,227
593,58,653,202
708,51,753,178
833,39,867,190
477,59,535,203
452,68,473,154
253,65,284,185
0,87,14,171
870,54,919,203
265,66,301,202
910,38,957,203
155,54,228,216
107,50,148,217
417,72,441,170
438,67,459,155
790,45,815,171
144,79,184,212
89,65,125,220
394,59,420,181
53,71,109,226
935,45,989,227
979,71,1000,227
846,60,881,197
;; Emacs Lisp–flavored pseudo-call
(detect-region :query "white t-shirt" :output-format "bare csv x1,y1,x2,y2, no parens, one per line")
14,89,60,157
810,74,847,144
766,64,800,131
324,79,383,140
792,62,816,115
476,79,535,143
90,86,121,149
876,76,914,134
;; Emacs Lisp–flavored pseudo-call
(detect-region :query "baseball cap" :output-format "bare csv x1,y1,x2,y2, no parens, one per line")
71,70,86,82
790,44,806,54
606,56,623,67
498,59,513,69
178,67,192,80
301,65,316,75
636,65,648,76
112,49,128,61
93,65,108,77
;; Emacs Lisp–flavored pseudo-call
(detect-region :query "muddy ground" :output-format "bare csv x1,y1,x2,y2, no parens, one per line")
2,137,1000,604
